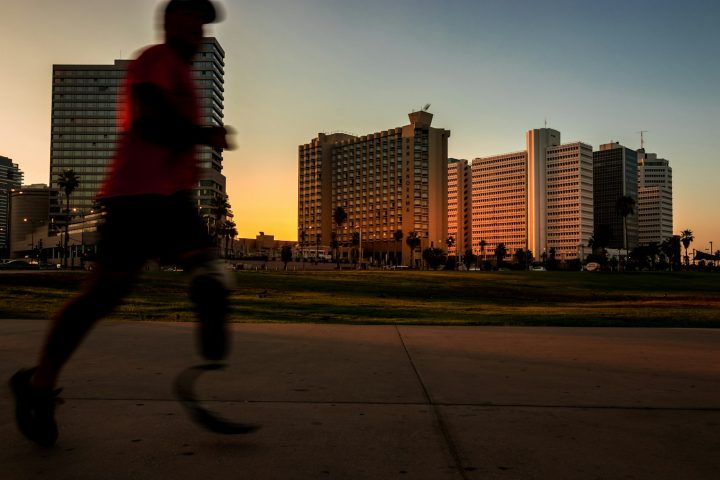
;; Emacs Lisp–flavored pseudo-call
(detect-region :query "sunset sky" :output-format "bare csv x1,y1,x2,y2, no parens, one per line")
1,0,718,252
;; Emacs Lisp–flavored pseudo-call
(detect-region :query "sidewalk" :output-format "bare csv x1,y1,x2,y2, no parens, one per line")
1,320,718,479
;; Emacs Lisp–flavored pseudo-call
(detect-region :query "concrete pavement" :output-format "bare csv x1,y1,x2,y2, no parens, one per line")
1,320,718,479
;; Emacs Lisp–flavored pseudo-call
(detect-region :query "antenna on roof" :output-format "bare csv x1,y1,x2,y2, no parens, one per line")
636,130,648,149
422,103,431,112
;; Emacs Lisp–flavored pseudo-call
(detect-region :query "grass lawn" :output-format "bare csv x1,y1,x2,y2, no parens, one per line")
1,270,719,327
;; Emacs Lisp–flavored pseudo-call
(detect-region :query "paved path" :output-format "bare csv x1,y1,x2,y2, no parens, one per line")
1,320,719,479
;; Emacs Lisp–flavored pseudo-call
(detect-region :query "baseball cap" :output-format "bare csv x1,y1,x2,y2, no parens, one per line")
165,0,224,24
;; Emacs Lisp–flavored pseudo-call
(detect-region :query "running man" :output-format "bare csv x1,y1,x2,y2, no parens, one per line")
10,0,232,446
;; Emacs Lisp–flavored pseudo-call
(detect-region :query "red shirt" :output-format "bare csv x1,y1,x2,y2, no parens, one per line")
99,44,200,198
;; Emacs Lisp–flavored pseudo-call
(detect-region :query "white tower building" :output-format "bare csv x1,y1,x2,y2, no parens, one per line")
637,149,673,245
469,129,593,262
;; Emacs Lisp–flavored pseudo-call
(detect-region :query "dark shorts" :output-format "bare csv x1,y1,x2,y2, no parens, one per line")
97,192,213,271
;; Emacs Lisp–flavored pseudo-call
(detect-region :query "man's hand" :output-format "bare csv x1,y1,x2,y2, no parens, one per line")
203,126,236,151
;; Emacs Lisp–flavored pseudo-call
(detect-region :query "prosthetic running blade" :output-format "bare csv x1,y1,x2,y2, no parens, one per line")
173,363,260,434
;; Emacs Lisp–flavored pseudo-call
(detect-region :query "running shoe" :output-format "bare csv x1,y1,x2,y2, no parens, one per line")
9,368,62,447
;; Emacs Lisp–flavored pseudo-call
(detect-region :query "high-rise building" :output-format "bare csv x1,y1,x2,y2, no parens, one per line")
471,150,527,260
193,38,227,212
50,38,227,227
298,111,450,264
637,149,673,245
470,129,593,261
0,156,24,257
50,60,128,221
447,158,471,257
544,141,594,260
593,142,638,250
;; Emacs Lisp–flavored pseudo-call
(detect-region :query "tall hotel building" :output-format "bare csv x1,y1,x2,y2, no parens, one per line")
192,38,228,211
50,37,227,224
471,150,527,259
1,156,24,256
447,159,472,256
298,111,450,264
593,142,638,250
471,129,593,260
637,149,673,245
50,59,127,220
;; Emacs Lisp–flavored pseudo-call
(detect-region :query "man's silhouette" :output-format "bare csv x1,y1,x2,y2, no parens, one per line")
10,0,232,446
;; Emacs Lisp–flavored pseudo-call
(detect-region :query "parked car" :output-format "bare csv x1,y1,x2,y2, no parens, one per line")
585,262,601,272
39,262,62,270
0,260,40,270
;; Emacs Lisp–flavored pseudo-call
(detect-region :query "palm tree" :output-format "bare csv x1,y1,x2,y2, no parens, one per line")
479,239,487,263
405,231,421,267
445,236,455,253
220,219,237,258
330,232,340,269
647,242,660,270
660,237,675,270
333,206,348,231
463,248,475,271
616,196,636,263
494,242,507,268
422,247,446,270
351,231,361,268
680,229,694,266
333,206,348,266
210,194,231,248
393,229,404,266
57,169,80,268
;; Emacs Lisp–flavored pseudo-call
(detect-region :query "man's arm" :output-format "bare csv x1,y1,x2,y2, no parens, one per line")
130,83,229,150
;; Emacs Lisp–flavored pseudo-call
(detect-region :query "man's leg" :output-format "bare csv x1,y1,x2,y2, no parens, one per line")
183,249,233,361
33,268,139,389
166,193,233,362
10,266,139,446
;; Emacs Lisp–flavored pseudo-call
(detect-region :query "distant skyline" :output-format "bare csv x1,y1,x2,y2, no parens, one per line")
1,0,718,251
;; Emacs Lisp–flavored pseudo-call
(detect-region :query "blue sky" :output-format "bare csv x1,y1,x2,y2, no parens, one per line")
1,0,718,249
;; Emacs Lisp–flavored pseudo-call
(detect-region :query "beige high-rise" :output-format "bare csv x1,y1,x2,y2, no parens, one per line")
544,141,594,259
447,159,471,257
471,150,528,260
470,129,593,262
298,112,450,265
